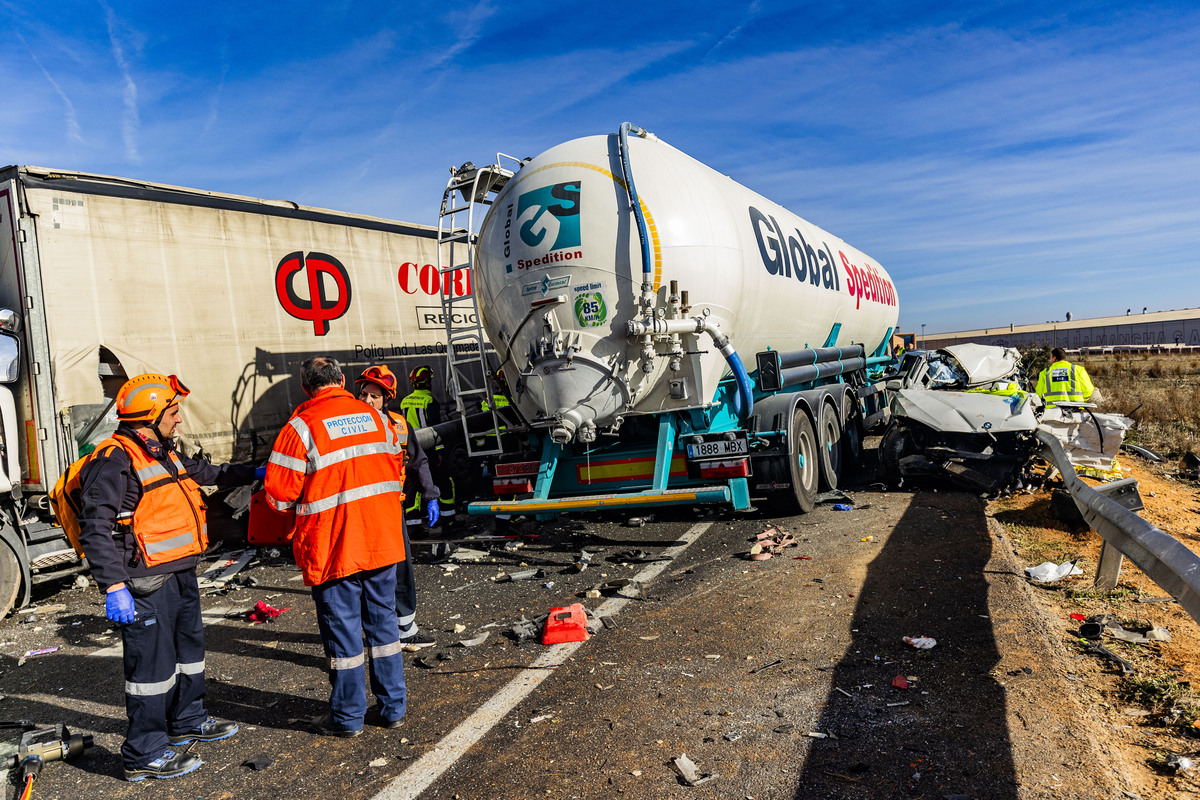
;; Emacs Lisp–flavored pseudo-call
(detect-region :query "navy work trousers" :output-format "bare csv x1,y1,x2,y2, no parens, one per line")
395,520,417,638
312,564,406,730
120,569,207,769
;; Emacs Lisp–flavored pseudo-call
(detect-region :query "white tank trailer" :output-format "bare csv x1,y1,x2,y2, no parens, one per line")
468,124,899,514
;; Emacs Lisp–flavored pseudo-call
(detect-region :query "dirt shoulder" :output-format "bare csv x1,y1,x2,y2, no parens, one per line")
990,455,1200,799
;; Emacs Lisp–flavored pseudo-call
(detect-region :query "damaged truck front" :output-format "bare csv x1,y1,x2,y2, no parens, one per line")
879,343,1043,494
0,165,458,616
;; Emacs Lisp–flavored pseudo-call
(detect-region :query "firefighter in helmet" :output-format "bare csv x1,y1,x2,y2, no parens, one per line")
398,365,456,527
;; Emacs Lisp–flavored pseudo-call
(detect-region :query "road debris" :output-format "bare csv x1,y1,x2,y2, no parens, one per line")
1085,643,1135,674
892,675,910,689
542,604,589,645
242,755,273,771
455,631,490,647
1024,560,1083,583
748,529,795,560
749,659,782,674
625,515,654,527
247,601,291,624
903,636,937,649
496,568,544,582
198,549,257,590
672,753,717,786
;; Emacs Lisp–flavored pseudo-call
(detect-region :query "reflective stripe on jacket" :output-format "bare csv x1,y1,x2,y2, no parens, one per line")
384,409,410,496
264,386,406,586
399,389,435,429
1035,360,1094,404
98,434,207,567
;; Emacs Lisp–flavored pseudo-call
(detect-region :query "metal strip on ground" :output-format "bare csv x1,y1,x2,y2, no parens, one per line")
373,520,714,800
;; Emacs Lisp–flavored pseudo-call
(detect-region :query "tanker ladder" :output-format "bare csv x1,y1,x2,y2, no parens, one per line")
437,156,522,456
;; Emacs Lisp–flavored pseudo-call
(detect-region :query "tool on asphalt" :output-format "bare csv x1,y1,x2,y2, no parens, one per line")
542,603,589,645
3,722,94,798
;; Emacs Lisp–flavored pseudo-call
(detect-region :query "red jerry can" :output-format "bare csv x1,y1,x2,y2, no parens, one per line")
542,603,589,645
247,489,295,546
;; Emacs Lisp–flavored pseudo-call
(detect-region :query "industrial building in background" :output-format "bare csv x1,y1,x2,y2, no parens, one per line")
923,308,1200,352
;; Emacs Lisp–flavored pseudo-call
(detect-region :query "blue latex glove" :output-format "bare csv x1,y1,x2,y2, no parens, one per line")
426,499,440,527
106,586,136,624
254,466,267,480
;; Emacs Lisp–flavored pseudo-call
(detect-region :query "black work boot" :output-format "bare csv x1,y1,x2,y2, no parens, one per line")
124,748,203,781
168,716,239,745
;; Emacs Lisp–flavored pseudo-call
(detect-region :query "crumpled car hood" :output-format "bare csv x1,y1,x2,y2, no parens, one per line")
939,343,1022,386
893,389,1040,434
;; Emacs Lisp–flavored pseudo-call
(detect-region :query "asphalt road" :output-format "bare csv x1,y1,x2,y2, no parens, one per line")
0,481,1115,800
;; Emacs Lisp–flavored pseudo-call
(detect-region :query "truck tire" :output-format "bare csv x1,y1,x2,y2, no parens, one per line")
0,540,20,618
788,409,818,513
879,424,914,488
841,395,865,476
817,400,843,491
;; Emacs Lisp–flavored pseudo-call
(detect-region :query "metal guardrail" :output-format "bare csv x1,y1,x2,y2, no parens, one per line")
1036,429,1200,625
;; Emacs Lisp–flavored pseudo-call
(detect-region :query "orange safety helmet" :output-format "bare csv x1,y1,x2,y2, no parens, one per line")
409,365,432,389
355,365,398,400
116,373,190,424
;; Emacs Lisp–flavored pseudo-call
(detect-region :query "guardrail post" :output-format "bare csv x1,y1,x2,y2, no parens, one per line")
1095,541,1123,591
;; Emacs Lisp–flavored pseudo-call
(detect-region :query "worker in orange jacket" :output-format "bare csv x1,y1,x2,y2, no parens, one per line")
354,365,440,650
78,373,256,780
264,357,410,736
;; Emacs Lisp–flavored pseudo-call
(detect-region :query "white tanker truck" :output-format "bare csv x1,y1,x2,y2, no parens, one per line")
438,124,899,515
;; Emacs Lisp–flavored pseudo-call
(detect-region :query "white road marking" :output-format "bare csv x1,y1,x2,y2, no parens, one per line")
373,520,714,800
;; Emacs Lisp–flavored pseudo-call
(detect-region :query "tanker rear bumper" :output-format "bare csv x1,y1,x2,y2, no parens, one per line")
467,482,750,516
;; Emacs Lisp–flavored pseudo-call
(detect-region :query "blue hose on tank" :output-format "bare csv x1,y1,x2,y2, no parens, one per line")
618,122,653,284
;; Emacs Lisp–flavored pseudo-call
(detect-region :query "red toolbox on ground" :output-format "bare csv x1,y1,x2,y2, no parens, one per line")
247,489,295,546
542,603,589,645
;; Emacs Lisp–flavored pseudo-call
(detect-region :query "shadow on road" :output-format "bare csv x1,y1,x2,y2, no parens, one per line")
797,489,1018,799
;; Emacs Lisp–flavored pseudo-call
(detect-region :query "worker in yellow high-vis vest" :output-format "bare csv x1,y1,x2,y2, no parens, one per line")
1035,348,1096,406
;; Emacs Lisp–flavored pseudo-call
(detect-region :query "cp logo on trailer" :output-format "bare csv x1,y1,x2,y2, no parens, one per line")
275,251,353,336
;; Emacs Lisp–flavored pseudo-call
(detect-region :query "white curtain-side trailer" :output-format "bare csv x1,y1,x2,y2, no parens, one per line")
0,165,461,614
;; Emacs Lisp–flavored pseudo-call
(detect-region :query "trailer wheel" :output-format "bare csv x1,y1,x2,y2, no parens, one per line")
788,409,819,513
0,540,20,619
816,400,844,491
841,395,865,475
879,423,914,488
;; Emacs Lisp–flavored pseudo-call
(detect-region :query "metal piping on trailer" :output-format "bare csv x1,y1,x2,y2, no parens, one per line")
777,357,868,388
625,314,755,418
756,345,868,392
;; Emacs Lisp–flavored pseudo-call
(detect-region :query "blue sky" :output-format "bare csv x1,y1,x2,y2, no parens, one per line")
2,1,1198,334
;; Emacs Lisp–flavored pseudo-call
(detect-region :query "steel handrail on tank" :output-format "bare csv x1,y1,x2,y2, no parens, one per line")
1036,428,1200,625
617,123,755,420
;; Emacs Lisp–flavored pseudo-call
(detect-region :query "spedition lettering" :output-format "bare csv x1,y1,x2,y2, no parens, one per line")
749,206,895,310
517,250,583,270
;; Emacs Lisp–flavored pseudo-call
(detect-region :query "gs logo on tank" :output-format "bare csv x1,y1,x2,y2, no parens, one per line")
517,181,581,251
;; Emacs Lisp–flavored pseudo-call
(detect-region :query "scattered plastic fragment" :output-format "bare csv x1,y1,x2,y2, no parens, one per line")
1024,560,1083,582
860,536,875,542
455,631,490,647
625,515,654,527
542,604,588,645
1069,613,1087,621
773,723,794,734
242,755,273,771
832,504,853,511
903,636,937,649
247,601,291,624
891,675,909,689
673,753,717,786
723,732,741,742
1166,754,1195,774
805,731,827,738
369,757,388,767
749,659,782,674
497,568,543,582
22,647,58,658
